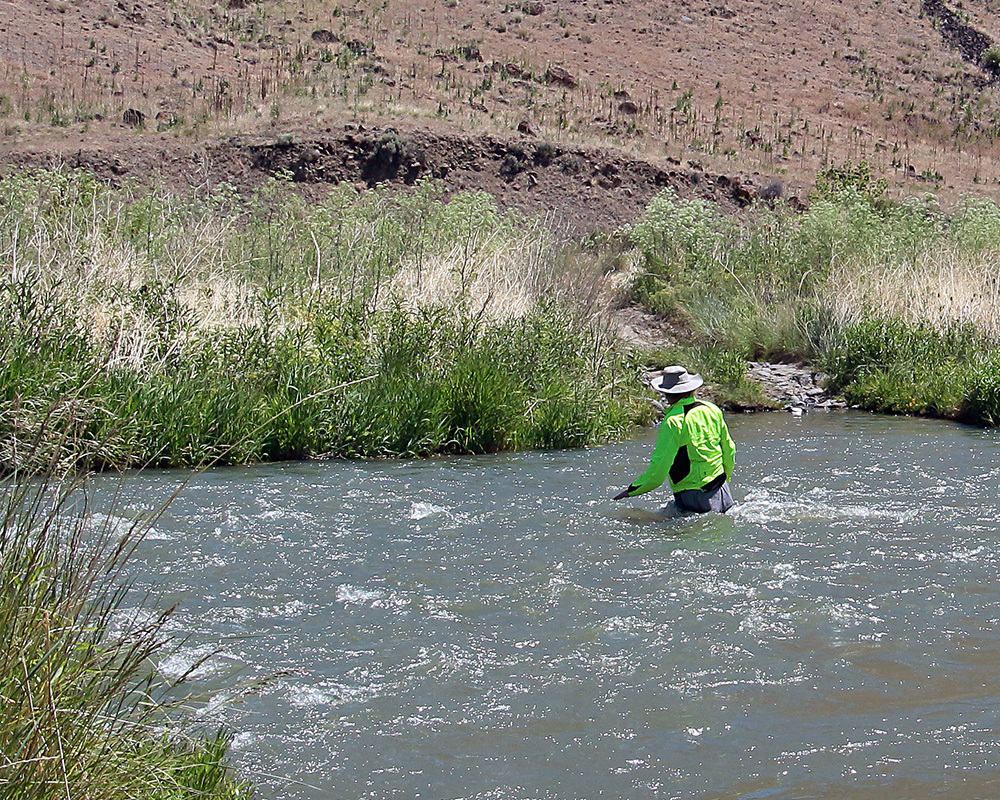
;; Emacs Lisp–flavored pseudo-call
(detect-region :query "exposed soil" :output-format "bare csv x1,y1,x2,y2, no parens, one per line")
4,0,1000,216
612,305,691,351
0,117,805,232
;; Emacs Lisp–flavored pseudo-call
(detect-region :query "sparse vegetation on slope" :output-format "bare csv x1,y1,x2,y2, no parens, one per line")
4,0,1000,203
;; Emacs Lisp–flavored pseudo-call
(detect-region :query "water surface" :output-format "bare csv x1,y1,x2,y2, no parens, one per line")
109,411,1000,799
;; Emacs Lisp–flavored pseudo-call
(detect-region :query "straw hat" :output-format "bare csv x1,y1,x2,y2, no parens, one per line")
650,365,703,394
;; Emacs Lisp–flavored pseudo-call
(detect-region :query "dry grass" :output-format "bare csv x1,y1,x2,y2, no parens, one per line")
388,243,545,321
386,222,640,322
825,247,1000,340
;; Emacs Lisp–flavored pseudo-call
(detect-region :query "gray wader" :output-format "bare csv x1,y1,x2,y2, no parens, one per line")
673,479,734,514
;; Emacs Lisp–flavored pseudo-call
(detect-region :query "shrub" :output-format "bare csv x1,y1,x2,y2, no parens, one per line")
813,159,888,204
962,351,1000,425
981,44,1000,77
822,318,983,418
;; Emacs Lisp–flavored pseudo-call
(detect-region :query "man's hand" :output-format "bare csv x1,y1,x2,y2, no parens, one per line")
613,485,636,500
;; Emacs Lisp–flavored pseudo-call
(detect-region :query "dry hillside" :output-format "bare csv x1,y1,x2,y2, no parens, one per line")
3,0,1000,225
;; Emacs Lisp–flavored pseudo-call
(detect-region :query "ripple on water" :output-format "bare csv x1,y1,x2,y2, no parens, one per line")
286,679,386,709
157,644,244,682
104,412,1000,800
733,488,921,527
84,511,167,540
409,501,448,520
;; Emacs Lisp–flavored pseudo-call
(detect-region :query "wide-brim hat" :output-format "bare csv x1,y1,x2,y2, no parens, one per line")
650,365,703,394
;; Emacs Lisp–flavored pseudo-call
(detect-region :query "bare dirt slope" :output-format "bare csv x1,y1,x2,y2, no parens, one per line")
0,116,795,231
3,0,1000,222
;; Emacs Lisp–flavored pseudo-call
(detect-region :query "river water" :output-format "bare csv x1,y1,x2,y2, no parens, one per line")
108,411,1000,800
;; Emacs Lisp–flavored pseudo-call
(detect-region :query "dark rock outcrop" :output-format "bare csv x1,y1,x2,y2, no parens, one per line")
122,108,145,127
922,0,993,70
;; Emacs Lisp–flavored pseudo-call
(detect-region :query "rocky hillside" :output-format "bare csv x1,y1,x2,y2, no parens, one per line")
3,0,1000,219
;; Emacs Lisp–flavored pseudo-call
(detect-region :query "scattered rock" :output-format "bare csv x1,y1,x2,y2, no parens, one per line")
731,181,759,206
122,108,145,127
709,5,736,18
311,29,340,44
517,118,541,137
760,181,783,200
546,66,577,88
455,43,482,62
747,362,847,413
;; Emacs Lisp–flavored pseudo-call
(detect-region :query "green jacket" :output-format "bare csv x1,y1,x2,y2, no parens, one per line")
625,396,735,497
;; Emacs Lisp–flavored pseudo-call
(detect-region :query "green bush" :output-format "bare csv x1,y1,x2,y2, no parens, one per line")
962,351,1000,425
981,44,1000,77
823,318,985,418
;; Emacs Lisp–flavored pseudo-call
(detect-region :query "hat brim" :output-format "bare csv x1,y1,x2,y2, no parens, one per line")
650,373,704,394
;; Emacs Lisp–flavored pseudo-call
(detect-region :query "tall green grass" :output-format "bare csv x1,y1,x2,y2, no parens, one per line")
20,160,1000,443
822,318,982,418
0,169,645,473
0,453,251,799
625,172,1000,425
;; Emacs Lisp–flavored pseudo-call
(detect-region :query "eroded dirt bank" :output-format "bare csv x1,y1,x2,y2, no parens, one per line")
0,121,808,233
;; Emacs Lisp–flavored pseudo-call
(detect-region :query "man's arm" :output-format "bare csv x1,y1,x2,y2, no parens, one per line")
721,421,735,479
615,419,680,498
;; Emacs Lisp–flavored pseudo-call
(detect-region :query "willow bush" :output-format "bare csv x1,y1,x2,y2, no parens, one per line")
0,169,644,473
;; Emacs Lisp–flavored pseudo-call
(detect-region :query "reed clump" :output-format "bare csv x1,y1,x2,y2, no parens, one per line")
623,172,1000,425
0,449,251,799
0,169,645,473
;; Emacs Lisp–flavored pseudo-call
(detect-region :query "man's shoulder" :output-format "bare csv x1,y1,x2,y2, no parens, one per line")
687,398,726,421
664,397,724,419
681,397,720,411
695,398,723,412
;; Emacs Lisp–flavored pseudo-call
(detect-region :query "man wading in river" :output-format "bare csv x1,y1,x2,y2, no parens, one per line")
614,366,736,514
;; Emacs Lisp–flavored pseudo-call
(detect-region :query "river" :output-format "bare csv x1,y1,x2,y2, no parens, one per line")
107,410,1000,800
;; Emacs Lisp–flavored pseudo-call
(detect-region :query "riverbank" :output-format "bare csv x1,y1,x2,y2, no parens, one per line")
0,169,650,475
624,174,1000,429
7,163,1000,476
